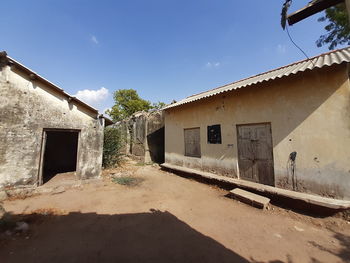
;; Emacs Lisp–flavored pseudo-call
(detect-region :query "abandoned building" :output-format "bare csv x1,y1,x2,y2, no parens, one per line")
162,47,350,201
117,110,164,163
0,51,113,189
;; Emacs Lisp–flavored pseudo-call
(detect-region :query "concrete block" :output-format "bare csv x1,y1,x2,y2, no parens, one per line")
230,188,270,210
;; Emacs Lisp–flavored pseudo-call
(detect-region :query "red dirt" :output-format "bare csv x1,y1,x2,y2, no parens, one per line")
1,161,350,263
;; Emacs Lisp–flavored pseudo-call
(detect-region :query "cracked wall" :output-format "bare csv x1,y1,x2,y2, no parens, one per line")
0,65,104,189
117,110,164,163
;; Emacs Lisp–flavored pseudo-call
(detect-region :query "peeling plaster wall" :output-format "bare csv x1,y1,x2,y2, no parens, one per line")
164,64,350,200
118,111,164,163
0,65,104,188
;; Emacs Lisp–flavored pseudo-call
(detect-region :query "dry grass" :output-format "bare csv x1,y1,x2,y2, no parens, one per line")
112,176,144,186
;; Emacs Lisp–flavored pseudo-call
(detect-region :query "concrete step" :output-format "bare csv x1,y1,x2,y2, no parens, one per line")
161,163,350,210
230,188,270,210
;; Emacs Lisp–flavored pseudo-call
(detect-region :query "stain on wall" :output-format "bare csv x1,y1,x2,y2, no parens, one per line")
0,64,104,189
164,64,350,200
117,110,164,163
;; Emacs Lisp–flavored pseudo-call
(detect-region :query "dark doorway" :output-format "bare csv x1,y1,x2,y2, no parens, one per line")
147,127,165,163
237,123,275,186
42,130,79,184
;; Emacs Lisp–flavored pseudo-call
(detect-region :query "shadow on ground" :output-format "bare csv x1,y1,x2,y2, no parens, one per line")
2,210,349,263
0,210,249,263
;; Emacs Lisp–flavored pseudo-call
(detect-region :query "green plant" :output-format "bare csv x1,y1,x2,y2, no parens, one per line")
103,127,122,168
112,177,143,186
317,4,350,50
106,89,153,122
106,89,166,122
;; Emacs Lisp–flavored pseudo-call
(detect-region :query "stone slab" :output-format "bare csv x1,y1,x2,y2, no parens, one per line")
230,188,270,209
161,163,350,210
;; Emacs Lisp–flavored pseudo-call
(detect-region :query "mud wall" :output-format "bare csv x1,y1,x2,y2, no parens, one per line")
118,111,164,163
0,64,105,189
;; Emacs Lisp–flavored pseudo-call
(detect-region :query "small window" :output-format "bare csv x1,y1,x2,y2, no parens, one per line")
207,124,222,144
184,128,201,158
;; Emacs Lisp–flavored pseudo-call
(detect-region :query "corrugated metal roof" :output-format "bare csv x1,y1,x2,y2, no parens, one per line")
164,47,350,110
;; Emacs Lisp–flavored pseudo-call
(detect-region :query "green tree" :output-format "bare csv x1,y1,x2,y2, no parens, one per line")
152,101,167,109
317,4,350,50
106,89,153,122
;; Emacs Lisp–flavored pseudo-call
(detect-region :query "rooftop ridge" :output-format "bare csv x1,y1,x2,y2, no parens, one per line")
186,46,349,99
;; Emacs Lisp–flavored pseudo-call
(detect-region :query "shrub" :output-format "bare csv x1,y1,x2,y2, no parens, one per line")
103,127,122,168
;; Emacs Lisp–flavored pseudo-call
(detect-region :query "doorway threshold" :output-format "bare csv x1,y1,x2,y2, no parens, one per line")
160,163,350,210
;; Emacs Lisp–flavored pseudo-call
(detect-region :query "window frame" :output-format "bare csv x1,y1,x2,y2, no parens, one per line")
207,124,222,144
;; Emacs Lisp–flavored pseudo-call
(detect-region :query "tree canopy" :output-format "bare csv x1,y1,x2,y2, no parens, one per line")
106,89,165,122
317,4,350,50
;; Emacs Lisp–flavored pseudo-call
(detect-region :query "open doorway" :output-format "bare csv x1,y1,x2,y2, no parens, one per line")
40,129,80,184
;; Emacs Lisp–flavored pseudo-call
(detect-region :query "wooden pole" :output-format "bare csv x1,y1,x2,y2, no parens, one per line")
346,0,350,23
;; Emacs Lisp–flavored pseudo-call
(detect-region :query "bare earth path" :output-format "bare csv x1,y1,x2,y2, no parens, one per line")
1,161,350,263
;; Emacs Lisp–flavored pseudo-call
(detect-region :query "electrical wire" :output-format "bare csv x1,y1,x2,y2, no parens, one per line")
285,24,316,66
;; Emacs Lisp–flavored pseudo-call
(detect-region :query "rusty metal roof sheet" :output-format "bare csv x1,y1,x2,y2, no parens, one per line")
164,47,350,110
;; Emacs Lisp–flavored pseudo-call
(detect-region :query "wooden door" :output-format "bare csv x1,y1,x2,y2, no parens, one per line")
184,128,201,158
237,123,274,186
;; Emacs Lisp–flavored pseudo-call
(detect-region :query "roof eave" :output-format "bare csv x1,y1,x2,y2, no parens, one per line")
7,56,100,115
103,116,114,126
164,47,350,110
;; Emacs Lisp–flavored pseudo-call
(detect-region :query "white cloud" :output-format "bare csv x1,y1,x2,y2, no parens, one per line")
75,87,109,107
206,62,221,68
277,44,286,54
91,35,99,44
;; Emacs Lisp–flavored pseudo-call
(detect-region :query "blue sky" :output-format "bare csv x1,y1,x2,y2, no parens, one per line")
1,0,344,113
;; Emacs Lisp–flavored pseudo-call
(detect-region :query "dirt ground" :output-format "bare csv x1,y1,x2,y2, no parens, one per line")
1,160,350,263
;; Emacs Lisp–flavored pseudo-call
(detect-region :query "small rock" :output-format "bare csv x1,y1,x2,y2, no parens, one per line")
274,233,282,238
15,222,29,233
51,186,65,195
0,191,8,201
294,226,305,232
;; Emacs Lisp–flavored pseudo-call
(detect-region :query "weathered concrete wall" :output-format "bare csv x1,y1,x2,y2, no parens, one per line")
0,65,104,189
118,110,164,163
164,64,350,200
